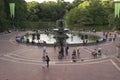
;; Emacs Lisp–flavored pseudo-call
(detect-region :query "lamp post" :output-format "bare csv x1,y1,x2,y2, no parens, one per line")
9,3,15,30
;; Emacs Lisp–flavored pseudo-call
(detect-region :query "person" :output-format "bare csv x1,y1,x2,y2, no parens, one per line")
77,47,80,59
85,40,88,45
96,40,99,44
91,49,97,58
60,47,64,58
45,55,50,68
83,40,85,46
98,48,102,56
113,33,116,42
54,43,56,51
43,46,47,55
71,35,73,41
72,53,76,62
72,49,76,62
105,32,108,40
73,49,76,56
42,55,46,68
58,47,62,59
108,32,112,41
65,45,69,56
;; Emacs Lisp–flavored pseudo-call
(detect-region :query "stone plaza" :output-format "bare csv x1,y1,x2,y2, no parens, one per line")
0,31,120,80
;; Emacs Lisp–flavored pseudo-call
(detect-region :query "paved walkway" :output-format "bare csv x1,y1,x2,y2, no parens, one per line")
0,31,120,80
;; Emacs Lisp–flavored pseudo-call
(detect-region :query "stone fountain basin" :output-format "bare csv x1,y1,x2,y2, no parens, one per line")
16,31,105,46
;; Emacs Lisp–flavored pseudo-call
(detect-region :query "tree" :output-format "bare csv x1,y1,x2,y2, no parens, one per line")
87,1,107,25
32,1,71,21
57,0,65,3
4,0,27,29
65,1,90,27
0,0,11,32
27,1,39,21
65,0,110,28
15,0,27,29
72,0,84,7
0,0,6,32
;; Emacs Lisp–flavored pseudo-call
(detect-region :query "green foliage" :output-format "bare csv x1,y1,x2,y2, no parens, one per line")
0,0,11,32
87,1,107,25
27,1,72,21
73,0,83,7
78,1,90,9
27,1,39,21
39,1,60,21
65,0,119,30
0,0,5,32
0,0,27,32
0,0,120,32
65,1,91,27
65,7,78,26
24,21,56,30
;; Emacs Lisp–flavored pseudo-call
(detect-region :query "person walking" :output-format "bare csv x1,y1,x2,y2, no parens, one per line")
43,46,47,55
72,49,76,62
54,43,56,51
45,55,50,68
65,45,69,56
73,49,76,56
77,47,80,59
42,55,46,68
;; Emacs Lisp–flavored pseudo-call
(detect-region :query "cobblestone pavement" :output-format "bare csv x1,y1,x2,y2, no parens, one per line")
0,31,120,80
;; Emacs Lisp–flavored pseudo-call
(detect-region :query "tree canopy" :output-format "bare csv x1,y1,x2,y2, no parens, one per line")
0,0,120,32
26,1,72,21
0,0,27,31
65,0,120,30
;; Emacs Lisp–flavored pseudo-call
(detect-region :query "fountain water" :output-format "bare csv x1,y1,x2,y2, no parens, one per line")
16,20,104,47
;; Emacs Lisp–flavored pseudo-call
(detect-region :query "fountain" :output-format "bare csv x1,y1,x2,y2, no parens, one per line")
15,19,106,60
53,19,69,59
16,19,105,47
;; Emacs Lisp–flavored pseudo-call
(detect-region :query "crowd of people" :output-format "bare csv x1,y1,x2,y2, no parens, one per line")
42,46,50,68
29,31,119,69
41,43,103,68
103,31,117,42
91,48,102,58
